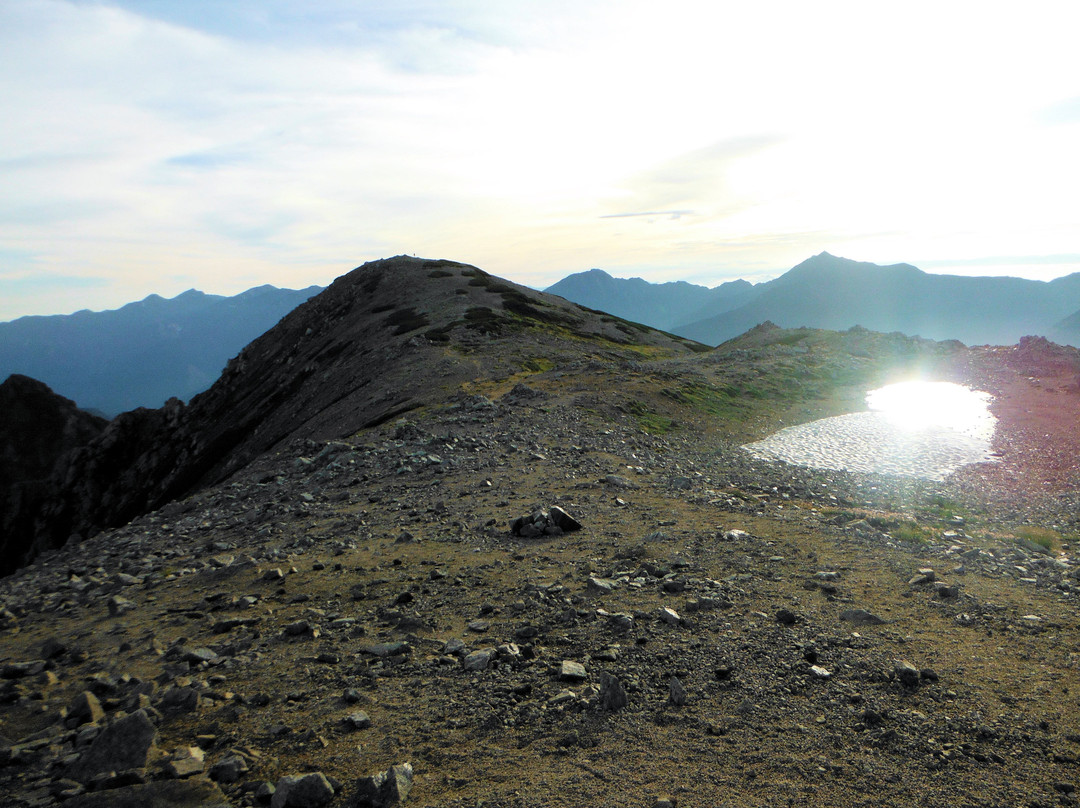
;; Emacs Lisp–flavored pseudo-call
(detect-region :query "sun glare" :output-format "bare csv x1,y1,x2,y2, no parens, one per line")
865,381,994,437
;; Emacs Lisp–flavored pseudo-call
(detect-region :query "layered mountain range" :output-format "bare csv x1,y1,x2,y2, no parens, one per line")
546,252,1080,347
0,284,322,416
2,256,1080,806
0,257,703,575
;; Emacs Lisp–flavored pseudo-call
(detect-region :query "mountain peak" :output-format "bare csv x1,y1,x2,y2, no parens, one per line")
0,257,704,572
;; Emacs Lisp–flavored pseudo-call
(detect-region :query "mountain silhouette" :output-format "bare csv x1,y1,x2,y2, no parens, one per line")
0,256,705,574
548,253,1080,347
0,284,323,416
545,268,757,332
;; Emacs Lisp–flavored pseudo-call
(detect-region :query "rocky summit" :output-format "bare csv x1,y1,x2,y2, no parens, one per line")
2,257,1080,807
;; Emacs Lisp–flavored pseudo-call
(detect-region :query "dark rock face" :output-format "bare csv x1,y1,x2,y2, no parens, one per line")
0,284,323,416
354,763,413,807
61,778,229,808
66,709,158,782
0,375,107,575
0,257,701,575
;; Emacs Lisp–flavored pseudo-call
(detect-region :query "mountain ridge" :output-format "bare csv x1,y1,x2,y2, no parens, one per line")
0,283,324,416
1,258,1079,805
547,253,1080,348
0,256,707,574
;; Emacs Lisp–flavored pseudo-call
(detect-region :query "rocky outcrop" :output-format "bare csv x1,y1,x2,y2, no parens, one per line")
0,257,705,576
0,375,107,575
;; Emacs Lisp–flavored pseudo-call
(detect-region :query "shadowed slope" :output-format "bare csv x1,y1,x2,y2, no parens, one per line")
0,257,706,574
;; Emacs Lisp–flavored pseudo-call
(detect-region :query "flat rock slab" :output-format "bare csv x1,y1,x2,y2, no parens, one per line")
840,608,887,626
560,660,587,681
62,777,229,808
66,709,158,783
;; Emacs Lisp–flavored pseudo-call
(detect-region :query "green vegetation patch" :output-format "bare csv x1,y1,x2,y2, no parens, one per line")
924,494,967,522
522,357,555,373
384,307,430,335
625,399,677,434
662,381,757,422
427,269,454,278
464,306,506,335
1014,525,1060,552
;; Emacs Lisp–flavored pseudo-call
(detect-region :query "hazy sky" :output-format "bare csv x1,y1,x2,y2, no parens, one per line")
3,1,1080,320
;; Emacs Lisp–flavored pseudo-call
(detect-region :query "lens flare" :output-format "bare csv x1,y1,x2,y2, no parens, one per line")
866,381,994,438
742,381,997,480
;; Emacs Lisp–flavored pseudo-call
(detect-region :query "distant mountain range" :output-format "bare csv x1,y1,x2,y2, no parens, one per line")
546,253,1080,348
6,253,1080,421
545,269,758,332
0,284,322,416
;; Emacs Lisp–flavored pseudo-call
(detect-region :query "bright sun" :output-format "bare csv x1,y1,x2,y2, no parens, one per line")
865,381,994,436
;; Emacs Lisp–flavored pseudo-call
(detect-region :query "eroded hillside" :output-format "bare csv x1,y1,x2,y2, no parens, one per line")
2,262,1080,807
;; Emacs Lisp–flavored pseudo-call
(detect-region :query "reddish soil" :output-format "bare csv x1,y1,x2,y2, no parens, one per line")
952,340,1080,510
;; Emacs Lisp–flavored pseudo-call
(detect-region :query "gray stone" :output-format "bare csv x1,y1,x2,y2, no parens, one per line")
283,620,319,638
604,612,634,631
271,772,335,808
41,637,68,659
840,608,886,626
164,746,205,778
160,686,201,713
107,596,136,617
893,659,921,687
208,754,249,783
67,709,158,783
344,711,372,730
908,568,936,586
668,676,687,706
560,660,587,681
598,672,627,711
67,691,105,727
182,647,219,666
354,762,413,808
775,608,798,626
495,643,521,661
462,649,493,671
548,506,582,532
586,576,617,594
657,607,681,626
933,582,959,599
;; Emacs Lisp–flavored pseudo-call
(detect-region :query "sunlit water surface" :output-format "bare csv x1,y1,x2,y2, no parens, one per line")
742,381,997,481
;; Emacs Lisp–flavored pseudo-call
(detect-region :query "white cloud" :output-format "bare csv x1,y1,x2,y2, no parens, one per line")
2,0,1080,319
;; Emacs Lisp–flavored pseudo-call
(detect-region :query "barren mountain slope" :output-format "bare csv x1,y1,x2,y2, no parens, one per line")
1,271,1080,807
0,256,705,574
